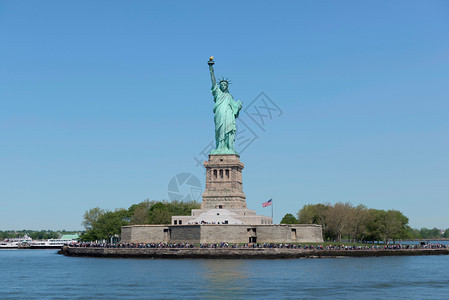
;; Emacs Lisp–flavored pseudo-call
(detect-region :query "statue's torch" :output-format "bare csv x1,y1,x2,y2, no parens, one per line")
208,56,215,66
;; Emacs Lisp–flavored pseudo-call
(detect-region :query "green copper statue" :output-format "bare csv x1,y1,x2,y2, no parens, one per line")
208,57,243,155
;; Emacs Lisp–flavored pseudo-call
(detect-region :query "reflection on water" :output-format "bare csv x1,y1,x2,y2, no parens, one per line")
197,260,250,298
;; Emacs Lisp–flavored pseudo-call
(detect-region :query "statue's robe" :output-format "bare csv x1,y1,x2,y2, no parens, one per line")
211,84,241,148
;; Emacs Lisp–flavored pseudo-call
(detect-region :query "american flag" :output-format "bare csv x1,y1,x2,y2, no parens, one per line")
262,199,272,207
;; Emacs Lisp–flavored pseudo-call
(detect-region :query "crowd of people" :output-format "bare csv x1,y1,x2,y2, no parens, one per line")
67,241,448,250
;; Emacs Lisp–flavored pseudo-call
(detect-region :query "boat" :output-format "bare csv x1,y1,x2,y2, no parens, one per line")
28,235,79,249
0,235,33,249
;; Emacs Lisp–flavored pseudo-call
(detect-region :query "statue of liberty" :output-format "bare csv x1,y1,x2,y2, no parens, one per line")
208,57,243,154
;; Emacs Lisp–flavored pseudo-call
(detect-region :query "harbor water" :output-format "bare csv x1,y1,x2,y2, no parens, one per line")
1,249,449,299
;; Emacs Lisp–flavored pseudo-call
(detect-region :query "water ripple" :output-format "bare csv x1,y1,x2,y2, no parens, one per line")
1,251,449,299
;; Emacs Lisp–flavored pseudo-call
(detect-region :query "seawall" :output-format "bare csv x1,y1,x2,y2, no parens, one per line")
60,246,449,259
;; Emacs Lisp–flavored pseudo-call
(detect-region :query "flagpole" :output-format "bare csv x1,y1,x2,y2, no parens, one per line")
271,198,273,221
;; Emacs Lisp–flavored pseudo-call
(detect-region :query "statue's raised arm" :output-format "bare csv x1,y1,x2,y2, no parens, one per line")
208,57,216,86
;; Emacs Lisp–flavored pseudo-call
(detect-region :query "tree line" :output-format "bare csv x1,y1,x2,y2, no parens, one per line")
80,200,200,241
78,199,448,243
408,227,449,240
0,230,79,240
280,202,449,243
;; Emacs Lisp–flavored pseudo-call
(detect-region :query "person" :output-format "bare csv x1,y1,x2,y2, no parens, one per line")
208,60,242,153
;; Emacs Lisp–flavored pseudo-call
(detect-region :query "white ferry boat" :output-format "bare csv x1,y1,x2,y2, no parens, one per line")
0,235,33,249
29,235,79,249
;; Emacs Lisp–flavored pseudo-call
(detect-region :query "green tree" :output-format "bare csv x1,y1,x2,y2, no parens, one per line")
444,229,449,239
95,209,130,241
28,230,58,240
80,230,98,242
80,207,123,241
406,227,422,240
148,202,172,224
129,200,151,225
280,213,299,224
147,200,200,225
385,210,409,242
297,204,328,225
326,202,353,242
348,204,370,242
365,209,383,242
366,209,409,243
80,200,201,241
419,228,441,239
298,203,331,239
82,207,105,231
168,200,201,217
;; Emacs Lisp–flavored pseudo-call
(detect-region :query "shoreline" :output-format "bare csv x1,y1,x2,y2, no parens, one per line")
60,246,449,259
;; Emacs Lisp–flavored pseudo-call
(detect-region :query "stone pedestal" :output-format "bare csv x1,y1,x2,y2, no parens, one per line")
202,154,247,209
172,153,273,225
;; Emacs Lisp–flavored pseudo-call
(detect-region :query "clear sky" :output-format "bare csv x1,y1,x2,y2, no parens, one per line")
1,1,448,230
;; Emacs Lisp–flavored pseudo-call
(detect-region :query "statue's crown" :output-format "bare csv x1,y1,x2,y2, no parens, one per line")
219,77,231,85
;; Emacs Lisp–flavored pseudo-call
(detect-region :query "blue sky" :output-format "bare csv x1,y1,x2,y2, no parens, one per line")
1,1,448,230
